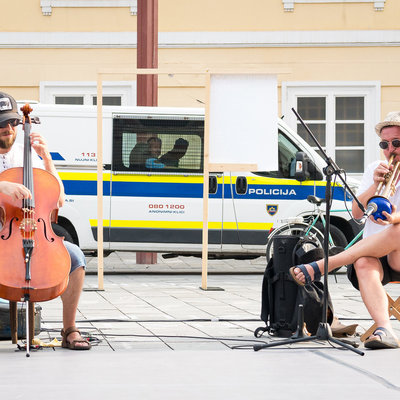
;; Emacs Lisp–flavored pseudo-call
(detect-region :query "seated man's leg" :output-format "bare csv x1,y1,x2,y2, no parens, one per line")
353,257,393,333
291,223,400,284
60,241,90,349
354,254,400,346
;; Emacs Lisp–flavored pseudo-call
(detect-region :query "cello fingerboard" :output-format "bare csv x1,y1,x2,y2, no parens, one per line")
22,122,35,209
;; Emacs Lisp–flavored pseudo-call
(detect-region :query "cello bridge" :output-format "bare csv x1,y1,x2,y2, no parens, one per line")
19,218,37,233
20,208,37,233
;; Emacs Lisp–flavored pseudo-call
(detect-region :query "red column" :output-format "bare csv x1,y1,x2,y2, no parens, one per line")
137,0,158,106
136,0,158,264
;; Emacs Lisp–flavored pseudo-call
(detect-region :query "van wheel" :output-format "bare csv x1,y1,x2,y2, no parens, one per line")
52,223,74,244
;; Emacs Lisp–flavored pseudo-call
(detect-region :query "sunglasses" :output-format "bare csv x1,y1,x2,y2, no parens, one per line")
379,139,400,150
0,119,20,129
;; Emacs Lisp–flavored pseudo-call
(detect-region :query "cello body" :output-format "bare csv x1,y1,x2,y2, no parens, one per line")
0,167,70,302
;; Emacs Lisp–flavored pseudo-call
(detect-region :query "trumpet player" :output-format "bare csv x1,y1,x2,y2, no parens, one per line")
290,111,400,349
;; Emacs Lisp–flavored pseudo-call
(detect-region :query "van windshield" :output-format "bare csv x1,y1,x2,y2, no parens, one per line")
254,131,302,179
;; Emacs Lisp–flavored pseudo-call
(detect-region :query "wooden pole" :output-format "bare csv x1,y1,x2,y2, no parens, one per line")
96,75,104,290
201,72,211,290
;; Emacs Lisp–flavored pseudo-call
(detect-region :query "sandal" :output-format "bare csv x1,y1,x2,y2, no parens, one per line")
289,261,321,286
61,327,92,350
364,327,399,350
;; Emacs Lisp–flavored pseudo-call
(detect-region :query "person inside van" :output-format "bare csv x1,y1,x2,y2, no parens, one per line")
159,138,189,168
0,91,91,350
145,137,165,169
129,138,150,170
289,111,400,350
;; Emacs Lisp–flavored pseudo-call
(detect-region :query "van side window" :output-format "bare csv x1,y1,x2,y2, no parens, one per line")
112,116,204,173
255,131,302,179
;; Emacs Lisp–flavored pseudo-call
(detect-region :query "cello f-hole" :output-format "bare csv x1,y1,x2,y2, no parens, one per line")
37,218,55,242
1,217,19,240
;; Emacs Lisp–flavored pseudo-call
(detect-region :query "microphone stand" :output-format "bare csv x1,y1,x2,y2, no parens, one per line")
254,108,365,355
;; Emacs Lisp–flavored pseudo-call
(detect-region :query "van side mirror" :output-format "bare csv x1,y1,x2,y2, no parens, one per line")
294,151,323,181
294,152,310,181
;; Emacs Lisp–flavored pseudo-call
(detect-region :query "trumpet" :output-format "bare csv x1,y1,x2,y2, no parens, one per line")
367,155,400,220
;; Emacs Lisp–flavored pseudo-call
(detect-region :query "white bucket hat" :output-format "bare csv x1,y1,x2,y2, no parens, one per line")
375,111,400,136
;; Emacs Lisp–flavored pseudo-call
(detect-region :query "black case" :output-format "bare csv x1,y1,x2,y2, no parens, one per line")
256,235,333,338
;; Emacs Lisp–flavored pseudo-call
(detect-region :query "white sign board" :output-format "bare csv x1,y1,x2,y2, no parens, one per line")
209,74,278,171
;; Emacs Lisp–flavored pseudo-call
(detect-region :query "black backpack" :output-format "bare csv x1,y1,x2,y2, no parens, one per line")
255,235,333,338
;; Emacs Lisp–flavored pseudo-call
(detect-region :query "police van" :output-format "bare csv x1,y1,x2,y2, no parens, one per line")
20,103,360,257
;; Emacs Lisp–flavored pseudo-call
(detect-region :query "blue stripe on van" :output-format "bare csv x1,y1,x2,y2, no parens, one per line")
63,181,208,198
50,152,65,161
111,182,203,198
63,180,351,202
63,181,111,196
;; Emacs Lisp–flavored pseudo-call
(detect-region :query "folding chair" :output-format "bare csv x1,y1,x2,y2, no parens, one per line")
360,282,400,342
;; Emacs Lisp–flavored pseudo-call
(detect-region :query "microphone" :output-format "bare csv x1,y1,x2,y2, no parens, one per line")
358,202,378,224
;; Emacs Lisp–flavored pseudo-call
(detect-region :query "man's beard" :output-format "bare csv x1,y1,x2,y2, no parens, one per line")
0,131,16,149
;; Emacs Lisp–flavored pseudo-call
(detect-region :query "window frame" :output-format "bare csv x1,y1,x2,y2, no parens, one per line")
282,81,381,177
282,1,386,12
40,81,136,106
40,0,137,16
111,115,205,175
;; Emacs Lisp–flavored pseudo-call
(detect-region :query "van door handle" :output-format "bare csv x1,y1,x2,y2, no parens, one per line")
235,176,247,195
209,175,218,194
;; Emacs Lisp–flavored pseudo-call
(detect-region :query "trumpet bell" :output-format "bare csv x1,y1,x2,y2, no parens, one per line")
367,195,392,221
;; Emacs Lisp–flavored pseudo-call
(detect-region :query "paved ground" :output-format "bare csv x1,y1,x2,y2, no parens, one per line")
85,251,267,274
1,253,400,399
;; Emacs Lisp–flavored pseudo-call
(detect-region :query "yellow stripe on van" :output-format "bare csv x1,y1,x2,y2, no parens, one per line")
90,219,220,229
89,219,273,231
223,222,273,230
243,176,341,187
244,177,323,186
59,172,203,184
111,175,204,184
59,172,108,181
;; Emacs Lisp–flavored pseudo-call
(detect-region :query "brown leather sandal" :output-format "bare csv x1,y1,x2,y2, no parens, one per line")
61,327,91,350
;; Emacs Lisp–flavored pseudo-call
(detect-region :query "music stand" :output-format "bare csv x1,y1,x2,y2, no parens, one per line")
254,108,365,355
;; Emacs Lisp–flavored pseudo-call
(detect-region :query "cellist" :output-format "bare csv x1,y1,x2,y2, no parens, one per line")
0,91,90,350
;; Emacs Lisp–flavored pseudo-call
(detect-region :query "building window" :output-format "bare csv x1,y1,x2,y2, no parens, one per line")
334,97,365,173
40,81,136,106
282,82,380,177
40,0,137,16
282,1,386,12
55,96,84,105
92,96,122,106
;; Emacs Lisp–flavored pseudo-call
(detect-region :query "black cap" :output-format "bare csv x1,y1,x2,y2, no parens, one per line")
175,138,189,148
0,92,21,124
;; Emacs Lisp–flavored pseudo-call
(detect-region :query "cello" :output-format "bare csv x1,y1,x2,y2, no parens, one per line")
0,104,70,355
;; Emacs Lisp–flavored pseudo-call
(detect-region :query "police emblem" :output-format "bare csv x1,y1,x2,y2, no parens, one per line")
266,205,278,216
